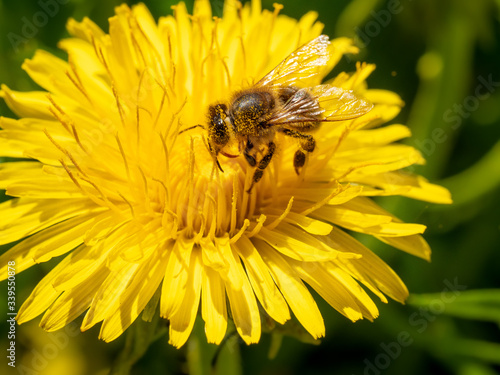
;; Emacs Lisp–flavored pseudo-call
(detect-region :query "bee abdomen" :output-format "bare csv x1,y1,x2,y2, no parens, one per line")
278,86,299,104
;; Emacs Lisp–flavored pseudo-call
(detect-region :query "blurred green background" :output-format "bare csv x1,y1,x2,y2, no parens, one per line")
1,0,500,374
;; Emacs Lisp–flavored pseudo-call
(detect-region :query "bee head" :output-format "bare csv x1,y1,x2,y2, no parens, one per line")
207,104,230,156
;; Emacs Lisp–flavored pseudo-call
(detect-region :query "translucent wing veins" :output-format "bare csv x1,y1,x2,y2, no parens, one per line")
267,85,373,125
256,35,331,88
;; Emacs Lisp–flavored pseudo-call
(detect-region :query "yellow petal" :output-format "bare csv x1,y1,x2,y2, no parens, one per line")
58,37,105,77
0,85,54,119
257,239,325,339
0,198,101,246
169,249,203,348
378,234,432,261
234,236,290,324
364,89,405,107
317,197,427,237
0,213,97,277
408,176,452,204
22,51,75,97
17,248,87,324
200,237,229,273
322,262,379,321
201,266,227,344
0,162,43,187
66,17,105,42
132,3,165,58
290,260,363,322
214,235,245,290
106,17,139,96
99,245,169,342
160,236,194,318
256,223,357,262
0,128,63,162
81,259,139,330
41,270,107,331
266,209,333,235
334,145,425,176
48,219,151,292
0,198,39,227
314,206,392,231
358,173,452,204
1,165,84,199
347,124,412,147
225,251,261,345
327,226,409,303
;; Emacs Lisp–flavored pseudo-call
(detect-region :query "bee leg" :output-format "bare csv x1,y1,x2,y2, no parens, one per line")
294,150,306,174
280,129,315,174
243,139,257,167
207,142,224,172
247,141,276,192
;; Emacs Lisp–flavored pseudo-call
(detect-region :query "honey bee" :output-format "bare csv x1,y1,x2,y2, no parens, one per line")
182,35,373,191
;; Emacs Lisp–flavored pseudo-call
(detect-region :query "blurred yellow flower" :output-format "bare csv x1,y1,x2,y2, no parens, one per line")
0,0,451,348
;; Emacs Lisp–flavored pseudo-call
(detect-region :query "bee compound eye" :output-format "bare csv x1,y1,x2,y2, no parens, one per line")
208,104,230,146
209,104,228,123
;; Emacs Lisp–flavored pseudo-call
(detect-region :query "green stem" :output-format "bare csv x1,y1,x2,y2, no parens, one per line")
109,312,166,375
186,319,242,375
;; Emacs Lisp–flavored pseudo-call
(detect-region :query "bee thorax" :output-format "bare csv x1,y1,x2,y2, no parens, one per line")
229,90,275,135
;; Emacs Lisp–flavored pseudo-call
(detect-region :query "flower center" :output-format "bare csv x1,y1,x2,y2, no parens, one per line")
166,135,268,240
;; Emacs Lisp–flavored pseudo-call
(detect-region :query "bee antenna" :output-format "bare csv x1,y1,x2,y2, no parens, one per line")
216,158,224,173
179,124,205,135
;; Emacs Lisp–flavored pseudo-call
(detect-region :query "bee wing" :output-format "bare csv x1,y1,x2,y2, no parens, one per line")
311,85,373,121
255,35,331,88
267,85,373,125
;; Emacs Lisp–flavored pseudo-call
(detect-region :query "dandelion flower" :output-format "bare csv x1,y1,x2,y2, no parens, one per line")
0,0,451,348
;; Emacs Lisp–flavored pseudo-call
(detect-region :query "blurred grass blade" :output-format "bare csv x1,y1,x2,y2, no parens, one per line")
457,362,500,375
335,0,384,37
409,289,500,324
441,141,500,206
448,338,500,364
